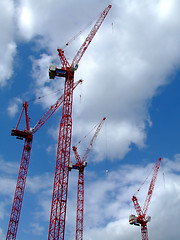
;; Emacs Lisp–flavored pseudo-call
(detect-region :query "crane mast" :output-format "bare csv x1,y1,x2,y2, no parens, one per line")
6,136,33,240
129,158,161,240
6,102,33,240
70,146,85,240
48,70,74,240
71,117,106,240
48,5,111,240
76,170,84,240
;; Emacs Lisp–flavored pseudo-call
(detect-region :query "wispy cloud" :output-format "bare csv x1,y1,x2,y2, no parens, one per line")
7,97,22,118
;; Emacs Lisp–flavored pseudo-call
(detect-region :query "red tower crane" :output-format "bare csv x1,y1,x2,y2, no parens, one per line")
129,157,162,240
48,5,111,240
6,101,33,240
6,80,82,240
70,117,106,240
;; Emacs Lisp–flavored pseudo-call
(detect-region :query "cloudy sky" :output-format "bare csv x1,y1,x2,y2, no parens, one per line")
1,0,180,239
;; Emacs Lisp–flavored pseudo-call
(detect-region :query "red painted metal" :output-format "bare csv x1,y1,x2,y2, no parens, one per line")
6,82,81,239
82,117,106,163
48,4,111,240
33,79,82,134
48,69,74,240
131,157,161,240
72,117,106,240
6,136,33,240
6,102,33,240
141,224,148,240
15,102,28,130
132,195,144,218
143,157,161,217
76,170,84,240
71,5,112,68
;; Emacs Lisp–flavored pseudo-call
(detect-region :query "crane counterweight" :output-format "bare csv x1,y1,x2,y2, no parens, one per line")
49,64,67,79
11,129,33,139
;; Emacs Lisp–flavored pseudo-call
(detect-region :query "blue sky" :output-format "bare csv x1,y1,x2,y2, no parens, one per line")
1,0,180,239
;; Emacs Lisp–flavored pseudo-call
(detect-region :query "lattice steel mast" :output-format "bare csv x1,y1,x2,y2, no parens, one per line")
48,5,111,240
71,117,106,240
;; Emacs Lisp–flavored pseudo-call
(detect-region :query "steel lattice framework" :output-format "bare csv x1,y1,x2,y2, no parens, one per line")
71,117,106,240
6,80,81,240
76,170,84,240
48,69,74,240
48,5,111,240
6,102,33,240
6,135,33,239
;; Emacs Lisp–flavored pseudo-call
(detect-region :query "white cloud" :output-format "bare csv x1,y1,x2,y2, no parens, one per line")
7,97,22,117
14,0,180,161
16,0,108,50
0,177,16,197
1,2,180,238
1,0,180,155
79,156,180,240
31,53,65,109
0,158,19,230
71,0,180,160
26,155,177,240
26,173,53,194
0,158,18,197
0,158,19,175
157,0,176,19
0,0,16,86
17,4,34,40
1,155,178,240
2,0,180,160
0,201,11,220
0,227,5,240
30,222,44,236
